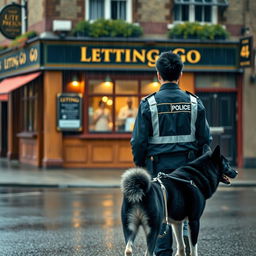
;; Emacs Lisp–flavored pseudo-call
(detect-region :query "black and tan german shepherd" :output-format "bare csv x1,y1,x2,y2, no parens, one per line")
120,145,238,256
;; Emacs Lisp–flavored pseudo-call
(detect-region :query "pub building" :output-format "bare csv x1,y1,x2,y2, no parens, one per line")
0,36,242,168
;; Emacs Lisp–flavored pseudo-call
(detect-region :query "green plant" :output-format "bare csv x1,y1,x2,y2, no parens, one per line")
10,31,38,48
168,22,229,40
89,19,112,37
0,44,8,52
72,20,91,36
72,19,143,38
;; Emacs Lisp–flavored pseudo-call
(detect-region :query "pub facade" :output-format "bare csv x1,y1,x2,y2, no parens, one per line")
0,37,243,168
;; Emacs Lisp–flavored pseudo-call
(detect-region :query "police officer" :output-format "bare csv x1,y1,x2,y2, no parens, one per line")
130,51,212,256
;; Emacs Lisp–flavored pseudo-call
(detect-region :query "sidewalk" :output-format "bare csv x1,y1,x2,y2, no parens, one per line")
0,158,256,188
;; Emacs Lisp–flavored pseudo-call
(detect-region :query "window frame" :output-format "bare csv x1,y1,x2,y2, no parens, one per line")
63,72,159,137
20,80,39,133
173,0,218,24
85,0,132,22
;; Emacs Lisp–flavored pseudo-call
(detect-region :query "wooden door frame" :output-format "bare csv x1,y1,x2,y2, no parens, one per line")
195,85,242,168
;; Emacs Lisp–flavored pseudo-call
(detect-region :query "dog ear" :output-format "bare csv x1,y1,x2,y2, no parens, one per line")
211,145,220,160
202,144,211,154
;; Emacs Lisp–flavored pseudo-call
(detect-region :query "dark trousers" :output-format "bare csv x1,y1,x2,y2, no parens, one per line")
154,223,173,256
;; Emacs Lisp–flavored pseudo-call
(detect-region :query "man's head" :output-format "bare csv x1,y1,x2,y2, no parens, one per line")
156,51,183,83
127,97,133,109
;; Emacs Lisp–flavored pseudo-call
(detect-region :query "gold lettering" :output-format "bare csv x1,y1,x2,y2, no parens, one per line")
4,56,19,70
186,50,201,64
125,49,131,62
133,49,146,63
60,97,79,103
113,49,125,62
147,49,159,67
92,48,101,62
29,48,38,62
19,52,26,65
172,48,186,62
80,47,91,62
101,49,113,62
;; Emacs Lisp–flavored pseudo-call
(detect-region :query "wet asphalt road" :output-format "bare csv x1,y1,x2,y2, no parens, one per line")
0,186,255,256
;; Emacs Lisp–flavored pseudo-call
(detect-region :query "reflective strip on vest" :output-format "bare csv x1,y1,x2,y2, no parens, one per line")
147,94,198,144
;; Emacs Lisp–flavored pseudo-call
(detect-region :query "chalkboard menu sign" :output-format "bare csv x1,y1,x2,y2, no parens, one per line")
57,93,83,131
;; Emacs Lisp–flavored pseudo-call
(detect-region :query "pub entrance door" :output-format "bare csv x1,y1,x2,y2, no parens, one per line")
197,92,237,166
0,102,8,157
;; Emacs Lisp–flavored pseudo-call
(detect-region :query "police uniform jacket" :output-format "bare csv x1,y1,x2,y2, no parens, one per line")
130,82,212,173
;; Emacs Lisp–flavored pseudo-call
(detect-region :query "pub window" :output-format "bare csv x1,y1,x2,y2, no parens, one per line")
64,72,161,134
173,0,228,24
86,75,161,133
86,0,132,22
21,82,38,132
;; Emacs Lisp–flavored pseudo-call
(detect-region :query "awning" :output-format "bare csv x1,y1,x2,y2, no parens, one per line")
0,72,41,100
0,94,8,101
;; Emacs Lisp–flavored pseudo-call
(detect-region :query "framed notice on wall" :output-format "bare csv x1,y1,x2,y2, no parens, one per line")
57,93,83,131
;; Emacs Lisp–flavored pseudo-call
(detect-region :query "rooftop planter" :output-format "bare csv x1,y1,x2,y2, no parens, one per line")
168,22,229,40
1,31,38,51
72,19,143,38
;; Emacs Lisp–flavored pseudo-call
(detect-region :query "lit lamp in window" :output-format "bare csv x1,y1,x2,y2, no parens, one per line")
104,75,113,87
102,96,108,102
152,76,160,87
71,74,80,87
107,99,113,106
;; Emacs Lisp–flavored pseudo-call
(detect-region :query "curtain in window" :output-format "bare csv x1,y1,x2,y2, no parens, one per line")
111,0,127,20
89,0,104,20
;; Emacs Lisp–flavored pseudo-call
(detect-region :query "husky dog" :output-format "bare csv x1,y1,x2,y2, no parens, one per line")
121,145,238,256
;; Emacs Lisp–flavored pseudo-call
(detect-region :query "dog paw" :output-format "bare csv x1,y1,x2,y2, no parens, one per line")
125,248,132,256
175,249,186,256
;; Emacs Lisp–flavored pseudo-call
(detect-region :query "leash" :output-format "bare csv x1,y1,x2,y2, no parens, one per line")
153,176,169,226
152,172,197,238
153,175,169,237
157,172,198,188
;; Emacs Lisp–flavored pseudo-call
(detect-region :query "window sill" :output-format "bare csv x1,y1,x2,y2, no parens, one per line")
64,133,132,139
17,132,38,139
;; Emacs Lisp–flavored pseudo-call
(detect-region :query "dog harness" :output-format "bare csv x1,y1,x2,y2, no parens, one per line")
153,172,198,237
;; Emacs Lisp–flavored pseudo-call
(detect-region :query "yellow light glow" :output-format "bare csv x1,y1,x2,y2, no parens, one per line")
102,96,108,102
152,81,160,87
71,81,79,87
104,81,113,87
107,99,113,106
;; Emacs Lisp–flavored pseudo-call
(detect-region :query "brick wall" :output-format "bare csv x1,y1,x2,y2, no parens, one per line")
45,0,84,31
137,0,171,36
28,0,44,33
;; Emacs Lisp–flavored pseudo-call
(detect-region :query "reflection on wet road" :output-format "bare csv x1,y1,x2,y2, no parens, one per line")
0,187,255,255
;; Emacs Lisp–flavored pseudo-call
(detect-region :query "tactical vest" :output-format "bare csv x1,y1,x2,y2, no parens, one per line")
147,94,198,144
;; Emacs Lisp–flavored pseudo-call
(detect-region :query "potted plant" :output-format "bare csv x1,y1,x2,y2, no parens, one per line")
168,22,229,40
72,20,91,37
10,31,38,49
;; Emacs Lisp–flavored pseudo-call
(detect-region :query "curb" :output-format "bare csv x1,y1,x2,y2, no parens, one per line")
0,182,255,188
0,183,121,188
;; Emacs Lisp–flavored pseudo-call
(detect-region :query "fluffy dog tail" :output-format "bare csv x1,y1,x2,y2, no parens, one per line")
121,168,151,203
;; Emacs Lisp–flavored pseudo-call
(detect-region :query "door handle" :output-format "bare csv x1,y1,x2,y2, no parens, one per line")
210,126,224,134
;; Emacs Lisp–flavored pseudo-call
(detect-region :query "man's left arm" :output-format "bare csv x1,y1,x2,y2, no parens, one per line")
195,99,212,148
130,101,151,167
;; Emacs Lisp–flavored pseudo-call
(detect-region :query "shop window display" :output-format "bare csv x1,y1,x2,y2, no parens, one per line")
89,96,113,132
64,72,161,134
